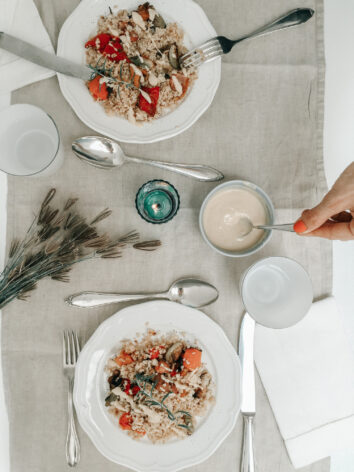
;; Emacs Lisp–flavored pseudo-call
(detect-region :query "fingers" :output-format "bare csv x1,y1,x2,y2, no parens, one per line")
293,203,339,234
294,162,354,234
330,211,353,223
301,219,354,240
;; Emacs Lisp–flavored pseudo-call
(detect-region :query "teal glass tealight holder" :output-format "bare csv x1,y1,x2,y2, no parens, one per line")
135,180,180,224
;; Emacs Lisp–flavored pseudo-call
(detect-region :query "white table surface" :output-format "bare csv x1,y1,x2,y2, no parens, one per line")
0,1,353,470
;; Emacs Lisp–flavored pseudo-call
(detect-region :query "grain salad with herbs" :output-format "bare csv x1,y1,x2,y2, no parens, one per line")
104,329,214,442
85,3,197,124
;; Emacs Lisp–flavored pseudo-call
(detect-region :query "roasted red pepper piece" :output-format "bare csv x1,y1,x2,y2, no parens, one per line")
149,345,165,359
102,38,130,63
119,413,133,430
138,86,160,117
122,379,140,396
131,385,141,396
85,33,111,53
122,379,131,394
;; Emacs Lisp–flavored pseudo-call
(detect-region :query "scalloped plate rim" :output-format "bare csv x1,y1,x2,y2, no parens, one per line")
57,0,221,143
73,300,241,472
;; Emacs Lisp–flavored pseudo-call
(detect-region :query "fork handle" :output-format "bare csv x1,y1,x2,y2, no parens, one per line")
229,8,314,50
66,378,80,467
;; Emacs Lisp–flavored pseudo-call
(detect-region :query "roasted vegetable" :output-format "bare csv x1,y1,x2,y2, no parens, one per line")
183,348,202,371
129,55,149,69
119,412,133,430
85,33,111,53
88,76,108,101
137,2,150,21
155,361,171,374
170,73,190,99
138,86,160,116
165,342,183,363
149,345,165,359
114,351,134,366
102,38,130,63
153,14,166,28
108,370,123,389
168,44,180,70
105,392,118,406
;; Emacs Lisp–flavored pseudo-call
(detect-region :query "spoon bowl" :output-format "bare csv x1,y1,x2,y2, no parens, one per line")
72,136,125,169
238,218,296,238
168,278,219,307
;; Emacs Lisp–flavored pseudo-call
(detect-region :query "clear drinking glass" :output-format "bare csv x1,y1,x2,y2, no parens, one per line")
0,104,63,177
240,256,313,329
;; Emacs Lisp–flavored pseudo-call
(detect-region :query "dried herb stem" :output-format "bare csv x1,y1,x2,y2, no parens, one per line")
134,373,192,431
0,189,161,308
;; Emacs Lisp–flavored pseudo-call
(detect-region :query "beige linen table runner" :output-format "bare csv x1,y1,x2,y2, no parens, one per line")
2,0,331,471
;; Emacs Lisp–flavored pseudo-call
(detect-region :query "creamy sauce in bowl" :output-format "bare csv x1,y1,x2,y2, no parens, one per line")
202,187,268,252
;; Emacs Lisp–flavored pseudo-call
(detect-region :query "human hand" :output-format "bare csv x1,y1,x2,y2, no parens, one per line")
293,162,354,240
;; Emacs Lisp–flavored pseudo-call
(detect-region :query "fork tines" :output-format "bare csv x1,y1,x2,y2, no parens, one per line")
63,330,80,366
180,38,223,68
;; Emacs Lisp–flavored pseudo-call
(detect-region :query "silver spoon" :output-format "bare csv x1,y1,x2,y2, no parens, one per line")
72,136,224,182
65,278,219,308
238,217,295,238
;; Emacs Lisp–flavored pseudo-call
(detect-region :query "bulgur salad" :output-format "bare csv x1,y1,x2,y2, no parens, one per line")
104,329,215,442
85,3,197,124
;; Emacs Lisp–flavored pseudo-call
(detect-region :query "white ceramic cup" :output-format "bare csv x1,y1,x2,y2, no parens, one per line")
0,104,63,177
240,256,313,329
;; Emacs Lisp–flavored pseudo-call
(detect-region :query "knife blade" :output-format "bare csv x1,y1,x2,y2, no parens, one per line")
239,312,256,414
238,312,256,472
0,32,92,81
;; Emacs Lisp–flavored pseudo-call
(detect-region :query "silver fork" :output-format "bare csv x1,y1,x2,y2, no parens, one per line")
63,331,81,467
180,8,314,69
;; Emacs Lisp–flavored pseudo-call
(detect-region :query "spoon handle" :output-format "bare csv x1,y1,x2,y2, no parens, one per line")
66,291,168,308
128,156,224,182
255,223,295,232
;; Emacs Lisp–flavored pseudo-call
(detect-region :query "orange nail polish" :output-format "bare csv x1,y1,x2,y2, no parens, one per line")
293,220,307,233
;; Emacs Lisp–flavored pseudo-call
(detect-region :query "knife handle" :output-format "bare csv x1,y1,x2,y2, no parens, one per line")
241,415,255,472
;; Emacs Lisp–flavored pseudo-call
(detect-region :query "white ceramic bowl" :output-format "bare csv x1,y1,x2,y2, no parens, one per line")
74,301,241,472
57,0,221,143
199,180,274,258
240,256,313,329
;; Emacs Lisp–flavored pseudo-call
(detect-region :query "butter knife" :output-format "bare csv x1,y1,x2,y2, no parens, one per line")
0,32,92,81
238,313,256,472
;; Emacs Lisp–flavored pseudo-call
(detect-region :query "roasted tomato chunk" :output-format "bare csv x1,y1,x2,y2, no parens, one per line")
85,33,111,53
119,413,133,430
102,38,130,63
88,76,108,101
138,86,160,117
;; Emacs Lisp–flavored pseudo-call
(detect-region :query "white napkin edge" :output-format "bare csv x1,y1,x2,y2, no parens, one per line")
0,60,55,94
285,414,354,469
254,296,354,469
0,0,55,93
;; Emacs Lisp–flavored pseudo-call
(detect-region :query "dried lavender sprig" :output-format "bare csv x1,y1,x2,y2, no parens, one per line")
1,189,61,281
2,194,117,284
0,188,161,308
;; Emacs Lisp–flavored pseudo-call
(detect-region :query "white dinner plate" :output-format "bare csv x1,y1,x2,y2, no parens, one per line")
74,300,241,472
57,0,221,143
